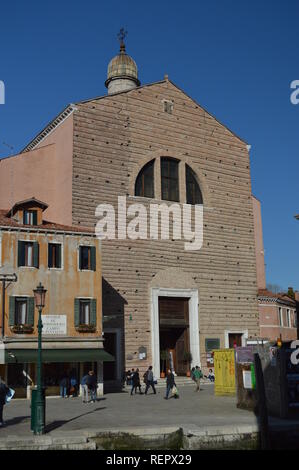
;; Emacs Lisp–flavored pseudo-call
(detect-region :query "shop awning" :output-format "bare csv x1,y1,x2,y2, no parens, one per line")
5,349,114,364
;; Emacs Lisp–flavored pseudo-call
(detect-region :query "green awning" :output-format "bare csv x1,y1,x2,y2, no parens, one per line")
5,349,114,364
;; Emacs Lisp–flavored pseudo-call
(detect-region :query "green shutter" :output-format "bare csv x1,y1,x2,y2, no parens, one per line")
56,244,61,269
74,298,80,327
9,297,16,326
48,244,52,268
79,247,82,270
90,246,96,271
90,299,97,326
33,242,39,268
17,241,25,267
27,297,35,326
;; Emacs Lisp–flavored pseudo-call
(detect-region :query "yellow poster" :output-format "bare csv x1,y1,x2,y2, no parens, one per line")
214,349,236,396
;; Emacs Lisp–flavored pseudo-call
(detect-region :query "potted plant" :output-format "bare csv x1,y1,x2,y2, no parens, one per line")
183,351,193,376
160,350,168,378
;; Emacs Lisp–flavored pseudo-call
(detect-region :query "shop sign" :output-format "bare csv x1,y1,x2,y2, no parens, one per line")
42,315,67,335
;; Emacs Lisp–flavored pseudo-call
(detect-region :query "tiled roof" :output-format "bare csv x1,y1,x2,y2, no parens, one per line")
0,210,94,235
258,288,296,305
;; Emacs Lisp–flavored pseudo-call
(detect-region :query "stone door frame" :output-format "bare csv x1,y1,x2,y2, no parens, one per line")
150,287,200,378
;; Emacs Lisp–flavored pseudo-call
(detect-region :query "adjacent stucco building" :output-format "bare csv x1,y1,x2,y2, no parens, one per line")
0,198,112,397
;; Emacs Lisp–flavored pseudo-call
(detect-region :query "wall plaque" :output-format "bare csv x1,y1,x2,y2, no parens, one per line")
42,315,67,335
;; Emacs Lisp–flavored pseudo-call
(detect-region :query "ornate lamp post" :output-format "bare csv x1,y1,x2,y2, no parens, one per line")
32,282,47,435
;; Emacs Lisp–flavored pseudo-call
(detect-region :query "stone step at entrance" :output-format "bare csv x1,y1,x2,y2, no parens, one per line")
125,376,213,390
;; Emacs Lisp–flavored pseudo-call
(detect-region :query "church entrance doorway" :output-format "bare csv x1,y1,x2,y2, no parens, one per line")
159,297,190,376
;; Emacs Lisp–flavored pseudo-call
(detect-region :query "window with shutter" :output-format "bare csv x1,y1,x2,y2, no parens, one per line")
74,298,80,327
48,243,62,269
27,297,35,326
90,247,96,271
9,297,15,326
33,242,39,268
17,241,25,267
90,299,97,326
79,246,93,270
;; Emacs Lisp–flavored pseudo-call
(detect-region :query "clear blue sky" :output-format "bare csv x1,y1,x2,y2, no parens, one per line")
0,0,298,290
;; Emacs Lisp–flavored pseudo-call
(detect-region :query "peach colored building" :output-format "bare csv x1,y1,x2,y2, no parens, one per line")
0,198,112,398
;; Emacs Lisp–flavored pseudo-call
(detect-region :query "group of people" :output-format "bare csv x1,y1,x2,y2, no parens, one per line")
59,370,98,403
126,364,213,399
126,366,157,396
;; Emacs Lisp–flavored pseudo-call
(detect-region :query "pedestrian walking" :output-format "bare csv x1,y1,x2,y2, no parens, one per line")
130,368,142,395
191,367,196,382
59,374,69,398
70,373,78,397
0,377,9,426
87,371,97,403
193,366,203,392
144,366,156,395
125,370,132,386
164,369,176,400
81,373,90,403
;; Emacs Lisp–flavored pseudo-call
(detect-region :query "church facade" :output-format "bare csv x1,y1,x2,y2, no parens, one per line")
0,40,260,385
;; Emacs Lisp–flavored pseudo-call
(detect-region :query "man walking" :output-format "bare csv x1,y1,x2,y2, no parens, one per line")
164,369,175,400
81,372,90,403
0,377,9,426
131,368,142,395
88,371,97,403
144,366,156,395
193,366,203,392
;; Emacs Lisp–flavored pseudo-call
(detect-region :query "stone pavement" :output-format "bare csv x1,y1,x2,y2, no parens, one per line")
0,384,258,438
1,384,299,449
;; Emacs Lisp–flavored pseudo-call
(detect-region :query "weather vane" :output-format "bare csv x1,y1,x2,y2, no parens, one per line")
117,28,127,49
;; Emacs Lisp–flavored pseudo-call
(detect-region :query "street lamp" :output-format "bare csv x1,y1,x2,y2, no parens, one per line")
32,282,47,435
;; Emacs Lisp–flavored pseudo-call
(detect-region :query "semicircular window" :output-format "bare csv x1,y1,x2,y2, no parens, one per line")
135,160,155,198
186,164,203,205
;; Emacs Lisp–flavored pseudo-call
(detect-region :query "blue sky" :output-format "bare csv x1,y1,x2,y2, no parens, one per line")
0,0,298,290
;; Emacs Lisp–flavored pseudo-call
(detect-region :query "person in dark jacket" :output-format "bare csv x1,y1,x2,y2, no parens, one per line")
144,366,156,395
130,368,142,395
0,378,9,426
59,374,69,398
164,369,176,400
87,371,97,403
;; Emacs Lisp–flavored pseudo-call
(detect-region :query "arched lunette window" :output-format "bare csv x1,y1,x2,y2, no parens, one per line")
161,157,179,202
186,164,203,205
135,160,154,198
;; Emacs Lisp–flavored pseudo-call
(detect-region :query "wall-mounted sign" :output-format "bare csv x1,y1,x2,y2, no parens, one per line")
42,315,67,335
243,370,253,389
138,346,147,360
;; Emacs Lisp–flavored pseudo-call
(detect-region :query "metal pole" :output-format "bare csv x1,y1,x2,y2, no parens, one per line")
1,280,5,339
34,306,45,435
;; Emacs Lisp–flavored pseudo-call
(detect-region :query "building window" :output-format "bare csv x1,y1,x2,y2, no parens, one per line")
79,246,96,271
23,210,37,226
135,160,155,198
294,312,298,328
186,164,203,205
9,297,35,330
48,243,62,269
161,158,179,202
278,307,283,327
74,298,97,330
163,100,173,114
17,241,39,268
287,309,291,328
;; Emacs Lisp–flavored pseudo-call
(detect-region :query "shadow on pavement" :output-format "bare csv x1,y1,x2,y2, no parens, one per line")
2,415,30,427
45,407,106,433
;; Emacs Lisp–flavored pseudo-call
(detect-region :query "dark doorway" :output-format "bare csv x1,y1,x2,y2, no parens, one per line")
103,332,116,380
228,333,243,348
159,297,190,376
